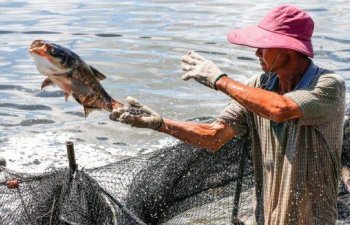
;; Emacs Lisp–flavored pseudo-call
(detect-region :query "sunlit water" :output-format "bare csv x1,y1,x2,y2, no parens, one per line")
0,0,350,172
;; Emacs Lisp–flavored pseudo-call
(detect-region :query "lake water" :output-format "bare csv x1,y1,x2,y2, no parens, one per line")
0,0,349,171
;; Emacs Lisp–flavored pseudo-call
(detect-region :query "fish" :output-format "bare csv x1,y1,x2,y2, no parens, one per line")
29,39,123,117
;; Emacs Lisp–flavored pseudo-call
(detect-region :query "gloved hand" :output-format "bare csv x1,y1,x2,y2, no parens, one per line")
109,96,163,130
181,51,227,89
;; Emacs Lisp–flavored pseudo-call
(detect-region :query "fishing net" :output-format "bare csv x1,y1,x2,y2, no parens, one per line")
1,116,350,225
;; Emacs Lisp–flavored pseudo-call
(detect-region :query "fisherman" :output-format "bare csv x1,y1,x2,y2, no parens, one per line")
110,5,346,225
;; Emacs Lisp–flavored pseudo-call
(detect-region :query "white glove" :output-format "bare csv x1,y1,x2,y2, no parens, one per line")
109,97,163,131
181,51,227,89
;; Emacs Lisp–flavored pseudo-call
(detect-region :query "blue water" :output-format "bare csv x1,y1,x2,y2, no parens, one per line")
0,0,349,171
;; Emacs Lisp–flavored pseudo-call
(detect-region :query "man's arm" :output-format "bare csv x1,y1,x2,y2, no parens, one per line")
181,51,302,123
158,118,236,152
216,76,302,123
109,97,236,152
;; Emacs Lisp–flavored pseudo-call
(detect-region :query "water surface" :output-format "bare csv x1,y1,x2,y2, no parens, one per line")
0,0,349,171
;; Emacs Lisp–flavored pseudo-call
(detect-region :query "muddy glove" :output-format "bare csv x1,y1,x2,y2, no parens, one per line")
109,96,163,130
181,51,227,90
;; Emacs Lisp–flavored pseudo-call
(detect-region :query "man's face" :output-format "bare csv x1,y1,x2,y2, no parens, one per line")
255,48,284,73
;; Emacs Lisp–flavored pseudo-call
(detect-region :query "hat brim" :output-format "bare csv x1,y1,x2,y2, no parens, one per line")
227,25,314,58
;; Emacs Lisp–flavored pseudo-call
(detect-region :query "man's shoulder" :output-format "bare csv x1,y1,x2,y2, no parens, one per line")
319,68,344,80
315,68,345,89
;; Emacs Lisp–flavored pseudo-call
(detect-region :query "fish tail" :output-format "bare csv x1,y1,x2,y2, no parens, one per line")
100,89,123,112
110,98,123,111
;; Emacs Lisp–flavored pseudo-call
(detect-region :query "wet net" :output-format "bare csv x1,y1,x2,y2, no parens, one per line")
1,116,350,225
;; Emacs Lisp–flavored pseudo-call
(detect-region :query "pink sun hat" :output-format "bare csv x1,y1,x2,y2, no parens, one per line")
227,5,314,58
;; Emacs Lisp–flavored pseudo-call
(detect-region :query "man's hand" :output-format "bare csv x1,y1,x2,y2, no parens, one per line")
181,51,227,89
109,96,163,130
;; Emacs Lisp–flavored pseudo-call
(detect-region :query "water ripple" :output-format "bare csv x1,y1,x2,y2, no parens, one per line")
95,33,123,37
0,103,52,111
22,31,61,34
65,111,85,117
0,30,16,34
307,8,328,12
96,136,109,141
317,35,350,44
113,142,128,146
19,119,55,126
0,119,55,127
197,50,227,56
0,84,36,93
237,56,255,61
0,112,18,117
35,90,65,98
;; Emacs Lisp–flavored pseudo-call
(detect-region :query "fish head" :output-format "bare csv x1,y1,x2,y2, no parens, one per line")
29,40,78,76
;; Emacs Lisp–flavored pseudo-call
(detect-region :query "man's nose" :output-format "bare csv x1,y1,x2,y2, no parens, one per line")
255,48,262,57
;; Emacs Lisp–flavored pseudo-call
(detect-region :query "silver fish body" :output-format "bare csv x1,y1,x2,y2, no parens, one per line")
29,40,122,116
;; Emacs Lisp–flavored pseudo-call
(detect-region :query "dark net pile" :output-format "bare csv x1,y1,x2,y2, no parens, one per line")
0,138,252,225
1,115,350,224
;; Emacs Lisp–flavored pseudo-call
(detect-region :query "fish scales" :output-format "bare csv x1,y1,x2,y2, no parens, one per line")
29,39,123,117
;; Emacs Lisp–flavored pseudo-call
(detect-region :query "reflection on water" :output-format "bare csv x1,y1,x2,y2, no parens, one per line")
0,0,349,171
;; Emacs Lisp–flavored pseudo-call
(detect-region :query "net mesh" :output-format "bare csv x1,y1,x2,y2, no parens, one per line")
1,115,350,225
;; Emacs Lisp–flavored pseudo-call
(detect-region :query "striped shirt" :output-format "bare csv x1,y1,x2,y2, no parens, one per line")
217,61,346,225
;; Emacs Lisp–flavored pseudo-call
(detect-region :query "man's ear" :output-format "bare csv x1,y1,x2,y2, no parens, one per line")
284,49,295,57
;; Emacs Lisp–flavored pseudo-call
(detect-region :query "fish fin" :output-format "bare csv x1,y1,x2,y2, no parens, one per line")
83,105,99,117
72,93,83,106
41,78,53,90
63,70,74,77
90,66,107,80
64,93,70,102
71,78,94,97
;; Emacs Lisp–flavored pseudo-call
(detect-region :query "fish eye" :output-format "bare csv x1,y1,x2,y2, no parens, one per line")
50,48,57,55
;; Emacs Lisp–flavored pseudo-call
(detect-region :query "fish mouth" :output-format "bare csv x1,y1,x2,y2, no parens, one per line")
29,39,63,71
29,40,51,58
28,40,59,61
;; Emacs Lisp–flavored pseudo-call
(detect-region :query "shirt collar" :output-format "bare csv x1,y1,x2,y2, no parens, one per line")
266,60,319,91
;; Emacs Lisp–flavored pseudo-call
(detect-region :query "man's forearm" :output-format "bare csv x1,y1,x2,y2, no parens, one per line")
216,76,302,122
158,118,234,152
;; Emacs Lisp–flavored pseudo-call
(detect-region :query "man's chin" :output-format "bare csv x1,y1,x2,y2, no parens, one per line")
260,65,268,73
